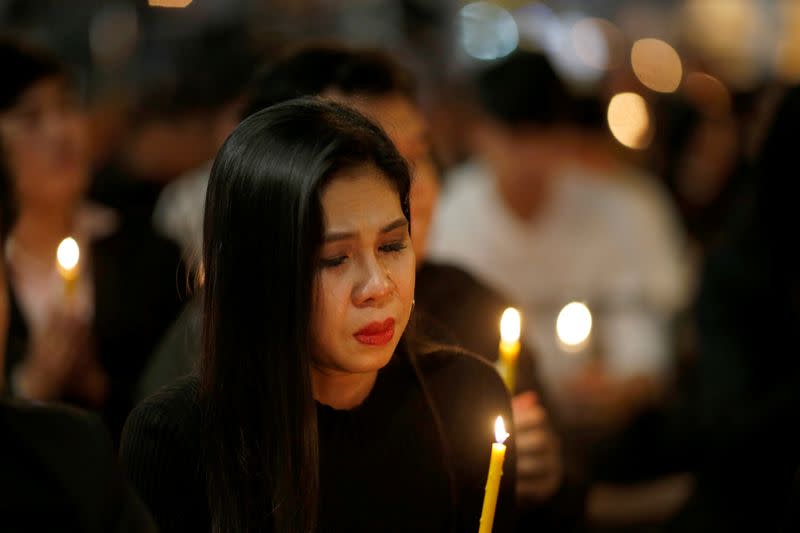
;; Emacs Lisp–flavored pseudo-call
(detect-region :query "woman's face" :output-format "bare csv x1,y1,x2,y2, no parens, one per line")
0,76,90,210
310,165,415,376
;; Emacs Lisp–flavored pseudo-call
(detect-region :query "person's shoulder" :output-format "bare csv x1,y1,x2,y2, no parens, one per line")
125,374,201,434
417,347,508,400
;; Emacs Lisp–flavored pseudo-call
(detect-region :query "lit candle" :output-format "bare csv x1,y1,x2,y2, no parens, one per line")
56,237,80,300
479,416,510,533
556,301,592,352
497,307,521,393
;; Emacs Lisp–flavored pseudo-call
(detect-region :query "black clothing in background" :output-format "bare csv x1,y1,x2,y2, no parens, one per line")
415,261,540,395
4,216,186,440
0,400,155,533
121,349,516,533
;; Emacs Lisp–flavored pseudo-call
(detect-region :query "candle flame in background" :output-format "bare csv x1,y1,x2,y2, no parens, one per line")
494,416,509,444
459,2,519,61
631,38,683,93
57,238,80,272
500,308,521,344
607,92,653,150
556,302,592,349
148,0,193,7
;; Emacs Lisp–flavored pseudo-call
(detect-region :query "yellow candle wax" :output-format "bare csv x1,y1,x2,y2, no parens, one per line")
497,308,521,393
479,416,510,533
56,237,80,300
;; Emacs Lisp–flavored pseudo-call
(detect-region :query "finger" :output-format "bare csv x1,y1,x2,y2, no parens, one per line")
515,428,553,453
517,476,562,500
513,404,548,431
512,391,537,410
517,455,558,477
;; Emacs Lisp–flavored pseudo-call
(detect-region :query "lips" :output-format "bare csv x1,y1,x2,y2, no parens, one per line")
354,318,395,346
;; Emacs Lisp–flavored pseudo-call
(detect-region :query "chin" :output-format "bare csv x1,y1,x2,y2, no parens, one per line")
345,343,396,374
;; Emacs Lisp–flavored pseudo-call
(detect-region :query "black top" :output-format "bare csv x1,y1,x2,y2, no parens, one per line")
121,349,516,533
0,400,155,533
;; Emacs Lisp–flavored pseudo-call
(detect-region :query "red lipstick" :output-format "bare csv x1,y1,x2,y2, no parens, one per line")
354,318,395,346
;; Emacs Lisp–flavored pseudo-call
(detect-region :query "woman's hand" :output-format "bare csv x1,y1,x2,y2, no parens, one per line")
14,309,106,405
512,391,563,504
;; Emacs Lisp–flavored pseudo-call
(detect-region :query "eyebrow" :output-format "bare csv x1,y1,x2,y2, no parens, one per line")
324,217,408,243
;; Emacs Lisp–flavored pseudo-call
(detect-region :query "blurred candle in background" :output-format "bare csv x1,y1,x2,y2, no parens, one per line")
498,307,521,393
56,237,80,301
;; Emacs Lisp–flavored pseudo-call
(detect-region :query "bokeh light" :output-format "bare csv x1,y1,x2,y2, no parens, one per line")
682,0,768,89
459,2,519,61
631,38,683,93
607,92,653,150
572,17,625,70
556,302,593,349
684,72,732,117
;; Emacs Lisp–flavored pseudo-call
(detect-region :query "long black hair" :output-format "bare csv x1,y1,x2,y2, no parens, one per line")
200,97,412,533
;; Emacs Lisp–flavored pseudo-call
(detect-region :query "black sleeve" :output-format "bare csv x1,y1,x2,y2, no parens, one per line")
119,379,206,533
423,351,517,533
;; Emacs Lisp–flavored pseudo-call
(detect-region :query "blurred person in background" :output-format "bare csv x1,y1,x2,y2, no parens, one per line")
90,23,253,238
0,128,156,533
428,51,688,437
0,37,184,439
135,44,576,530
666,83,800,532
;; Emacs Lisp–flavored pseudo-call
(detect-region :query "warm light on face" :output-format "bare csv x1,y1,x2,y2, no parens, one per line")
500,307,521,344
494,416,509,444
631,38,683,93
556,301,592,348
607,92,653,150
57,237,80,272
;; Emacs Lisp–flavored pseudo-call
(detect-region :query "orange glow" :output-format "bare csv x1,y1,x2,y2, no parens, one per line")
631,38,683,93
607,93,653,150
148,0,192,7
684,72,732,117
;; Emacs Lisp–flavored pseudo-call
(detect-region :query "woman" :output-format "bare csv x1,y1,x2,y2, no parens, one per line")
0,38,185,438
121,98,515,532
0,133,156,533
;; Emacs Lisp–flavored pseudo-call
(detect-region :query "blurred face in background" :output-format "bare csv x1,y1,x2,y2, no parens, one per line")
473,119,571,220
335,92,440,262
0,76,90,211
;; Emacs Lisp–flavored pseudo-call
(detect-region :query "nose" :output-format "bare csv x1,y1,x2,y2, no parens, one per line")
353,253,393,307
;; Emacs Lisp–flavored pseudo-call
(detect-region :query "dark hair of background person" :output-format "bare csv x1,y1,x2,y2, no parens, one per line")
132,22,255,120
474,50,575,128
201,97,455,533
244,45,416,119
0,37,69,237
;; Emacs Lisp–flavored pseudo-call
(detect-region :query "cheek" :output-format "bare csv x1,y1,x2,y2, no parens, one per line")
391,252,416,309
311,273,351,348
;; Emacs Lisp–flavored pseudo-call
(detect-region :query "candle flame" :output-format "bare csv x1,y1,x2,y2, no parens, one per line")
57,237,80,271
500,308,521,344
556,301,592,348
494,416,509,444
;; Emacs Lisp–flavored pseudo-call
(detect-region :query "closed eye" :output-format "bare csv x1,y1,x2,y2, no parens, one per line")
320,255,348,268
379,241,407,253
